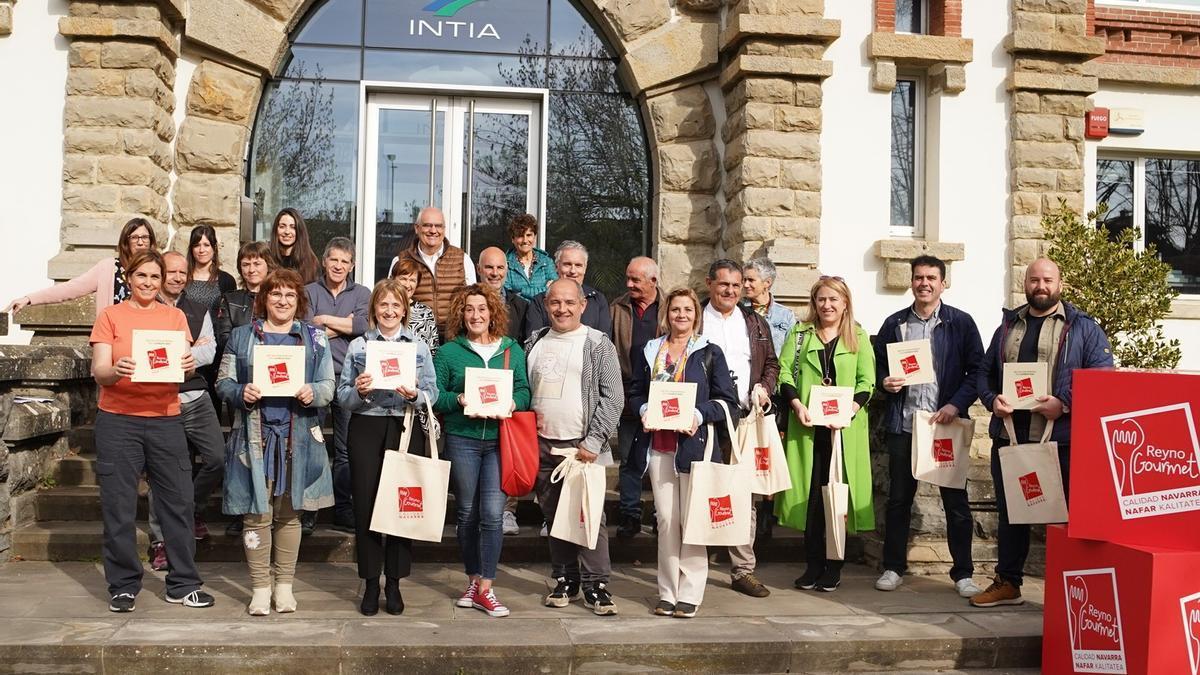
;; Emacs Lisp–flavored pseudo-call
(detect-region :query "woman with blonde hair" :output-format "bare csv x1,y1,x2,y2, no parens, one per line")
776,276,876,593
432,284,530,617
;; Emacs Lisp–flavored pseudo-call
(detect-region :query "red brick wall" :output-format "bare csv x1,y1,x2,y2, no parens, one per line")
1093,1,1200,69
875,0,962,37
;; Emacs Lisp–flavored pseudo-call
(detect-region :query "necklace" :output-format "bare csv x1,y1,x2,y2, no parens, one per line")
818,335,838,386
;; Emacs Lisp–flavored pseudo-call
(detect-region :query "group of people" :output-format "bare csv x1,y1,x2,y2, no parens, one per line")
5,205,1113,619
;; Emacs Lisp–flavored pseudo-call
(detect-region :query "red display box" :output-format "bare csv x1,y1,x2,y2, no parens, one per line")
1043,525,1200,674
1068,369,1200,551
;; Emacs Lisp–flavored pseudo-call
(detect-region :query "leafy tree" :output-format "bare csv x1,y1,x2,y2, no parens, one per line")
1042,201,1181,368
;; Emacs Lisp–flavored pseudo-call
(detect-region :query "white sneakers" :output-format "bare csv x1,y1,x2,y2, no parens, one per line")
874,570,903,591
247,588,272,616
502,511,520,536
955,578,983,598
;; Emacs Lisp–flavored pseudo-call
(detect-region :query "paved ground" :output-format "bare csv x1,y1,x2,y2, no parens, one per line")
0,559,1045,673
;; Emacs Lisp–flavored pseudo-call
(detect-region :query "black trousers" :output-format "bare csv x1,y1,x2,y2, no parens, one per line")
882,431,974,581
803,427,843,574
348,414,425,580
95,410,202,597
991,437,1071,587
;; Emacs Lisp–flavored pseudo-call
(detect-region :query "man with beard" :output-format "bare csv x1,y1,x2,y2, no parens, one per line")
971,258,1112,608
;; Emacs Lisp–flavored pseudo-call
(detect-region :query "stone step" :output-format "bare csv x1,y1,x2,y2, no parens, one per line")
10,520,818,564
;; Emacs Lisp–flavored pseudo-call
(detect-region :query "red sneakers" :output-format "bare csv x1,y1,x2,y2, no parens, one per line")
472,587,511,617
455,579,479,608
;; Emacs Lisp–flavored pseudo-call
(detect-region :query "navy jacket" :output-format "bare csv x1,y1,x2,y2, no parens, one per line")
980,302,1113,444
628,336,741,474
873,302,985,435
524,284,613,340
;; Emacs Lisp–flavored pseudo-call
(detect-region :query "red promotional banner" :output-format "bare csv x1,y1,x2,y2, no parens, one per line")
1069,369,1200,551
1044,525,1200,674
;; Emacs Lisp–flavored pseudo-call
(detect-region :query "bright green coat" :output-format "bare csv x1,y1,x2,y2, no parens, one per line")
774,322,877,533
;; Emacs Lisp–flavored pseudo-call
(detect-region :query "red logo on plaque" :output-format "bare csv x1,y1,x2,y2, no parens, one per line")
900,354,920,375
821,399,840,416
268,362,290,385
479,384,498,404
932,438,955,464
708,495,733,527
755,446,770,471
397,486,423,516
147,347,169,370
1015,377,1034,399
380,357,401,378
661,397,680,418
1020,471,1045,504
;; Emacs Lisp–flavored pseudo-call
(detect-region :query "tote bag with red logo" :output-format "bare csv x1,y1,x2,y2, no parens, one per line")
733,387,792,495
999,417,1069,525
370,397,451,542
911,410,975,489
682,401,753,547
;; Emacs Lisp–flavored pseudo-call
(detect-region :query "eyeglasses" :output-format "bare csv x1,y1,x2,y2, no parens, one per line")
128,234,152,243
267,290,298,302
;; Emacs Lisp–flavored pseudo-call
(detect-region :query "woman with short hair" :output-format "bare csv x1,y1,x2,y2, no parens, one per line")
5,217,158,316
269,208,319,284
628,287,739,620
216,269,335,616
390,257,440,354
433,284,530,617
502,213,557,301
776,276,876,593
90,249,214,613
337,278,439,616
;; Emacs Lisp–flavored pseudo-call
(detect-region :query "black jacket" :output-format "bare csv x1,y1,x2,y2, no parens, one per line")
215,289,256,358
523,284,612,340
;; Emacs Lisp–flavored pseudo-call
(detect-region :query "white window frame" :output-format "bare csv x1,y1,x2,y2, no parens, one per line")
1096,0,1200,13
890,75,926,238
895,0,931,35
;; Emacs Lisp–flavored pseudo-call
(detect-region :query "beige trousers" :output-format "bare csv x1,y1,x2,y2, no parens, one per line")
243,487,301,590
648,451,709,606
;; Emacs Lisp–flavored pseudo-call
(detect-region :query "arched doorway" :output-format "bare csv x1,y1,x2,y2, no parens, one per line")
246,0,651,295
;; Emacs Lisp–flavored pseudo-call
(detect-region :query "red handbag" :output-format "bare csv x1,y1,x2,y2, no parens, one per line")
499,349,538,496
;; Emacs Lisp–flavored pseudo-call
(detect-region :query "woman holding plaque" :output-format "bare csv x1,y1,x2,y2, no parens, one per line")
336,279,438,616
5,217,158,317
775,276,876,592
268,208,320,284
628,288,738,619
432,284,530,617
217,268,335,616
89,250,214,612
389,257,440,354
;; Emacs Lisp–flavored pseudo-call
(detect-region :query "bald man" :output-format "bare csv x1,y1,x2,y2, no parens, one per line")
477,246,529,344
394,206,477,328
609,256,665,539
971,257,1112,609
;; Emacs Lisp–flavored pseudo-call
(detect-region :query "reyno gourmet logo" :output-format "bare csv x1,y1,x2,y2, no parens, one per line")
821,399,839,416
1064,568,1127,674
1181,591,1200,675
1014,376,1034,400
754,446,770,472
268,362,290,385
708,495,733,528
147,347,169,370
932,438,955,465
661,397,680,418
900,354,920,375
1019,471,1044,504
397,487,423,517
1101,403,1200,520
380,357,401,378
478,384,498,404
413,0,499,40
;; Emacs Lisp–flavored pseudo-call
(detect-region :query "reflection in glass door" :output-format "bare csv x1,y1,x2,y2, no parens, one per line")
362,92,543,282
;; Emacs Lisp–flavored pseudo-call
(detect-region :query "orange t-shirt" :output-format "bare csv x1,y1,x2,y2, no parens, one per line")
90,301,192,417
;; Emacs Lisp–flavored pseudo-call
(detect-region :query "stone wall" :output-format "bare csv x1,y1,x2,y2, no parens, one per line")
0,0,14,36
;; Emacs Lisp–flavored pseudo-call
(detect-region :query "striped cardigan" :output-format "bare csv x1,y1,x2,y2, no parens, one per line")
524,326,623,455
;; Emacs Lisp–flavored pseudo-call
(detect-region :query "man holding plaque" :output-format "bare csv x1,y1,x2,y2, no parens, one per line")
305,237,371,534
525,279,623,615
872,255,985,598
972,258,1113,608
700,259,779,598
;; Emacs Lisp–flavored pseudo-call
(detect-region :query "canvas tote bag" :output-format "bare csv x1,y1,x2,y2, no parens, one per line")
823,429,851,560
369,397,451,542
911,410,975,489
998,417,1069,525
734,385,792,496
548,457,606,549
682,401,753,547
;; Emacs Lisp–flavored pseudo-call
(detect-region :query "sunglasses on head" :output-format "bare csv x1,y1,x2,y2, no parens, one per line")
819,275,844,282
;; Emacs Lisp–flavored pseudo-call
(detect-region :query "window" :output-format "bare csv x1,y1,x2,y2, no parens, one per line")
896,0,925,34
1096,156,1200,295
890,78,923,234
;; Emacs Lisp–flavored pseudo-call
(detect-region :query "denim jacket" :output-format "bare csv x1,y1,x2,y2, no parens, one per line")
742,296,797,358
216,319,335,515
336,327,438,416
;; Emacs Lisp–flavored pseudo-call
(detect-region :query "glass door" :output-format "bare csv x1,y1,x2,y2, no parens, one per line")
362,92,542,282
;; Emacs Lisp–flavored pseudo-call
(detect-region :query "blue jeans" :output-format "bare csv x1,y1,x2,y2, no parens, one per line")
990,438,1071,587
444,434,505,580
328,401,353,522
